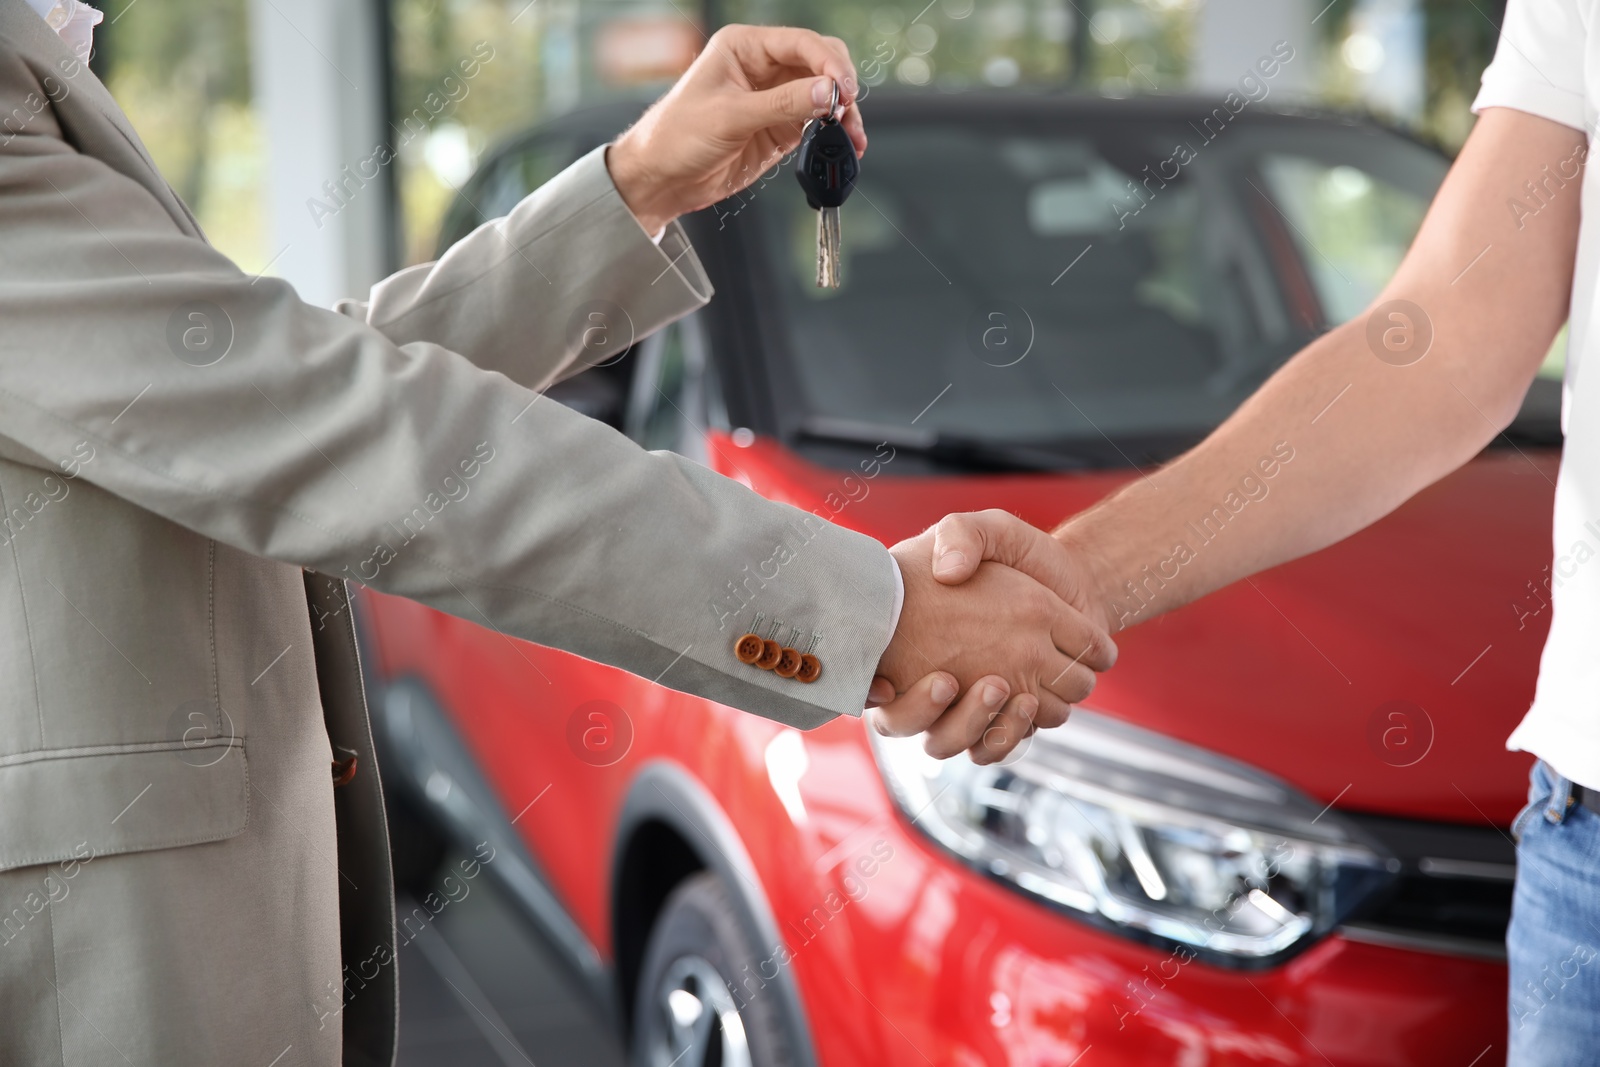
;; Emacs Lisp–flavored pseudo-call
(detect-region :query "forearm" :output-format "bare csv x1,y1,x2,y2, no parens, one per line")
1058,322,1507,629
336,146,712,393
1059,107,1582,631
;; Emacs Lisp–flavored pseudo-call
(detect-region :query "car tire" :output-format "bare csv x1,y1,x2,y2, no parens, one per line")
632,871,797,1067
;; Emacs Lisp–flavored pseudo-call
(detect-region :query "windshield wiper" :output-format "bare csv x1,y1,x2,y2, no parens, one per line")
796,416,1097,473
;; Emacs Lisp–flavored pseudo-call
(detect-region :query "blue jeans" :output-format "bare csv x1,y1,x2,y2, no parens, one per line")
1507,760,1600,1066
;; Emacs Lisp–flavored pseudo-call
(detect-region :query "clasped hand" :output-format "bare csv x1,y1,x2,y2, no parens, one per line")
870,512,1119,764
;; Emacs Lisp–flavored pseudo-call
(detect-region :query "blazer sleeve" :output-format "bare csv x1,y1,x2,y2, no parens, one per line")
0,103,897,730
330,145,712,394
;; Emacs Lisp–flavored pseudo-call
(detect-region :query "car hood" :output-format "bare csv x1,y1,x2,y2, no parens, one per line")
724,437,1557,825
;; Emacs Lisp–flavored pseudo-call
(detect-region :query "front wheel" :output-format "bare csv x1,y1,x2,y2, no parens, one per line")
632,872,796,1067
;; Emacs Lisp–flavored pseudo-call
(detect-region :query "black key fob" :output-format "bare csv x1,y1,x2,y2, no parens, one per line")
795,117,859,210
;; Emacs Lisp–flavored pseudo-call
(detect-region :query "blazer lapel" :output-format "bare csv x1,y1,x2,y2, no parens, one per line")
0,0,205,240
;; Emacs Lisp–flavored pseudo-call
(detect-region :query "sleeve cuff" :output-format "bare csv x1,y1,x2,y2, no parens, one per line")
887,554,905,636
1472,79,1589,131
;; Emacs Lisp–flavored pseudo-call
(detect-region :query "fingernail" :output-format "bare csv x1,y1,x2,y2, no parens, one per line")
811,78,833,109
930,676,956,705
981,683,1006,709
933,550,967,577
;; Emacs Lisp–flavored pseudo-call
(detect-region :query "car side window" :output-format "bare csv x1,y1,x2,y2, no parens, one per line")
624,313,715,463
1254,153,1430,325
432,127,728,447
434,135,578,256
435,134,655,432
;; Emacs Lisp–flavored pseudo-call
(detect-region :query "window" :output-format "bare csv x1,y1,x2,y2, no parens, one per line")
624,314,715,462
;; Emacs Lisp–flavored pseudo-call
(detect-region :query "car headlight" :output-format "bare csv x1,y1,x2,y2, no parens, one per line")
870,709,1397,961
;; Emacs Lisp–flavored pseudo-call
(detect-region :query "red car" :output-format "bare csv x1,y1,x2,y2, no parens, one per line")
359,95,1560,1066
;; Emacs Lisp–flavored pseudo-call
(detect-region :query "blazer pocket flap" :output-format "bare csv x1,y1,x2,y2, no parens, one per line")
0,741,248,873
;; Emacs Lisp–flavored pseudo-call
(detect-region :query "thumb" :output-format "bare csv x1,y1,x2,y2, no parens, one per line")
866,675,897,707
931,509,1080,597
731,75,834,133
929,508,1022,583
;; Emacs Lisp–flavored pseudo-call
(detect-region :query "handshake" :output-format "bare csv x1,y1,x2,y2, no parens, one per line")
868,510,1119,765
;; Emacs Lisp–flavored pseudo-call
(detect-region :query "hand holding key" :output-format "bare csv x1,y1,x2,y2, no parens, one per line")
607,26,866,236
794,85,860,288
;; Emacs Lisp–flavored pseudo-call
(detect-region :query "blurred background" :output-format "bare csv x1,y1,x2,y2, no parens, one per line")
87,0,1505,301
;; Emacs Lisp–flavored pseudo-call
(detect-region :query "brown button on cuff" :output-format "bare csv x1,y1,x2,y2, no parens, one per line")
735,633,765,664
735,618,820,683
774,647,802,677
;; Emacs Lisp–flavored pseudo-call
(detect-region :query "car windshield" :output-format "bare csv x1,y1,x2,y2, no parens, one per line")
749,113,1557,468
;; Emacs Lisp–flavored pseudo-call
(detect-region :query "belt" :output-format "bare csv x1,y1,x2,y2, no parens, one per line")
1572,783,1600,816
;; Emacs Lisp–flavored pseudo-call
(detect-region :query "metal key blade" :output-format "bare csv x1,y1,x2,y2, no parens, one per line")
816,205,842,289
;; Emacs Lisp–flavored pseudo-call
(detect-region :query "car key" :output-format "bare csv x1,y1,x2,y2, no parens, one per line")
794,82,859,289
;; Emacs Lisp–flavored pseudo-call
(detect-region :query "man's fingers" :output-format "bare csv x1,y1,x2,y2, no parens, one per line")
838,99,867,157
733,76,839,134
971,693,1039,765
1038,651,1098,706
707,26,867,155
730,75,866,157
868,670,959,737
921,677,1010,759
1033,694,1074,731
866,676,896,707
712,25,857,99
1050,609,1117,673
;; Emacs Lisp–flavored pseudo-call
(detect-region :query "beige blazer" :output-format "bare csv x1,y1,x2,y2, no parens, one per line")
0,3,896,1064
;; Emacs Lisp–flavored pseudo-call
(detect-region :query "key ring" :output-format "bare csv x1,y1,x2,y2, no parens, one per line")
824,79,841,124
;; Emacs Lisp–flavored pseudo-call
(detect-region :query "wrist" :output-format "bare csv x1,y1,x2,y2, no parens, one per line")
605,139,676,237
876,546,922,688
1053,523,1124,633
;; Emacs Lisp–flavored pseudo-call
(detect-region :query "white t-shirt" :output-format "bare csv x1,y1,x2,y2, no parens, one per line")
1474,0,1600,789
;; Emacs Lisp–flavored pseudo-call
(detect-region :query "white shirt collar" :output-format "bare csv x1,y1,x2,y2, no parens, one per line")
22,0,102,62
